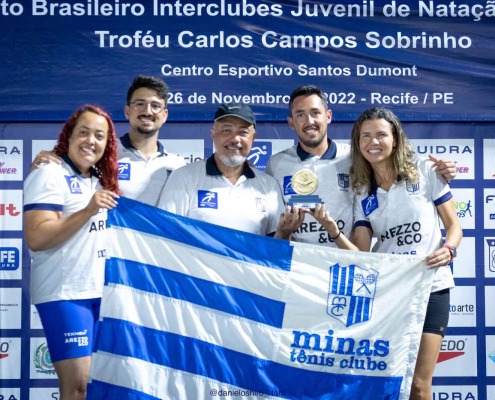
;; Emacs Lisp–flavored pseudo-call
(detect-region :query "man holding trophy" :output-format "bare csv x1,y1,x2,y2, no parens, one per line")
266,84,456,247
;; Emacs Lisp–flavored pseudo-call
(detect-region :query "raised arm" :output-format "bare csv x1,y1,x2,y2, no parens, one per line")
30,150,63,172
428,155,456,183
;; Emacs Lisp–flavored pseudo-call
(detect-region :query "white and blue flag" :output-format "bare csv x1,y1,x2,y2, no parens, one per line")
88,197,434,400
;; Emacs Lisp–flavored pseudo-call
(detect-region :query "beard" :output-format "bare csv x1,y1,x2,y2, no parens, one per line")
136,126,158,136
131,115,161,136
218,153,246,167
300,134,325,149
298,125,327,149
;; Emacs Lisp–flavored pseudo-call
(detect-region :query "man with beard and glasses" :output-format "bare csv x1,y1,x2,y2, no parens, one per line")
157,102,304,238
31,75,185,206
266,84,457,247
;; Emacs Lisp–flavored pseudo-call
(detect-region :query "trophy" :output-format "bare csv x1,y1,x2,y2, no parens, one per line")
287,169,323,210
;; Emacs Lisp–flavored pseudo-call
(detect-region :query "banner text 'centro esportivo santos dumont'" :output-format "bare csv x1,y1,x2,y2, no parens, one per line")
0,0,494,122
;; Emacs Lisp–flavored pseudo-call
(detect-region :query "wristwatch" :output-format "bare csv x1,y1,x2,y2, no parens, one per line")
443,244,457,262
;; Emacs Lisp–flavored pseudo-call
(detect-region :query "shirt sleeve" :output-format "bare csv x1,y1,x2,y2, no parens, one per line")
156,167,192,217
420,158,452,206
352,192,372,231
23,164,64,212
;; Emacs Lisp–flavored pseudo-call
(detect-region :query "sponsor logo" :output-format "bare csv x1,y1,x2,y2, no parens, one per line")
413,139,474,180
362,194,378,217
437,338,466,363
0,203,20,217
0,161,17,175
432,387,477,400
198,190,218,209
406,181,420,193
415,144,473,155
0,288,22,329
337,173,349,190
0,338,21,380
182,154,203,164
118,162,131,181
64,176,82,194
0,144,21,156
0,341,9,360
489,350,495,365
283,176,296,196
487,239,495,273
0,247,20,271
451,189,475,229
455,200,473,219
455,166,470,175
64,329,89,347
327,264,378,327
449,303,474,315
0,191,23,231
29,388,60,399
247,141,272,171
289,329,390,370
0,141,22,182
0,394,20,400
487,195,495,221
0,247,19,270
0,389,20,400
33,342,56,376
160,139,205,164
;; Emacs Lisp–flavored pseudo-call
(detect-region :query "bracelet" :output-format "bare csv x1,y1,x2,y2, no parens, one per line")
330,230,342,240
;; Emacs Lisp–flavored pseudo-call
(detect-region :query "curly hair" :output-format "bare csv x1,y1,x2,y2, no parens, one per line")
53,105,121,194
349,107,419,194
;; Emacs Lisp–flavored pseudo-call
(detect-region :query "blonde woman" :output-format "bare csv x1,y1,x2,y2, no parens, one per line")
312,107,462,400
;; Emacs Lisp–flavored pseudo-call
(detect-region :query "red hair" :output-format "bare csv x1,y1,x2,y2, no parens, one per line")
53,105,121,194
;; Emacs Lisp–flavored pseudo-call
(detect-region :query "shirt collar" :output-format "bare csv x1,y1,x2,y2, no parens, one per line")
206,154,255,179
296,138,337,161
120,133,165,155
369,173,402,195
62,154,99,178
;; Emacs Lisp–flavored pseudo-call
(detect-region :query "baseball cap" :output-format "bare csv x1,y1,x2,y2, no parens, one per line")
214,103,256,126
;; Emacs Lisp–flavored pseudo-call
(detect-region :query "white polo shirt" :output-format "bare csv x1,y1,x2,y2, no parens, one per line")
266,140,353,246
117,133,186,206
23,156,108,304
353,158,455,293
157,155,285,236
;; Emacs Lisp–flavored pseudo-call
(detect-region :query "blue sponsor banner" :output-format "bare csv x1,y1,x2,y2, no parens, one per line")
0,247,19,270
0,0,494,122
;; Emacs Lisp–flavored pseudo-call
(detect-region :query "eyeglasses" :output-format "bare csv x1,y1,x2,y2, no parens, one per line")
129,100,166,114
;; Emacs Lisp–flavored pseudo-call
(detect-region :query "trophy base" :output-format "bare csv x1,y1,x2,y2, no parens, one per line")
288,195,323,211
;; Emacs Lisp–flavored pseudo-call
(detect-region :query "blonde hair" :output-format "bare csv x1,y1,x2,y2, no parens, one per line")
349,107,419,193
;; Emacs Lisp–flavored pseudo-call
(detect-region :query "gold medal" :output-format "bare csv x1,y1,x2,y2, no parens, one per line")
291,169,318,195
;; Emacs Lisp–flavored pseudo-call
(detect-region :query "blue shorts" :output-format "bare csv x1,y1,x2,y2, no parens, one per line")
423,289,450,337
36,298,101,363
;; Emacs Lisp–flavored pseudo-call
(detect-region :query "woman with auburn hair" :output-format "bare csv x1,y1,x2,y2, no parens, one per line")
24,104,120,400
311,107,462,400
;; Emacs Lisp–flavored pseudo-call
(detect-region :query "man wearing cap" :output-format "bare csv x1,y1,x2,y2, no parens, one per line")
157,103,303,238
